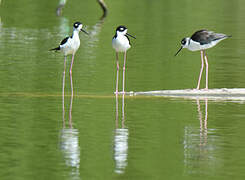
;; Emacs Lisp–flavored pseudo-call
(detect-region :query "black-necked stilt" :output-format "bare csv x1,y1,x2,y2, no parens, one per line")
175,29,231,90
112,25,136,95
50,22,88,119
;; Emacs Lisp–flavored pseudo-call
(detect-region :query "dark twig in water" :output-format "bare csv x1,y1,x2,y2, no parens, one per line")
56,0,67,16
97,0,108,19
56,4,65,16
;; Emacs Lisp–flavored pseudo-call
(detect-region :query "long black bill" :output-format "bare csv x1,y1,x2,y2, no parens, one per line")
126,33,136,39
174,47,183,56
81,29,89,35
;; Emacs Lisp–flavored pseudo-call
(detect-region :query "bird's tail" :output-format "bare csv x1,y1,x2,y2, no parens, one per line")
49,47,60,51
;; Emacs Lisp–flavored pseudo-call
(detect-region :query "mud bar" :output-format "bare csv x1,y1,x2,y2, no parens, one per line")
118,88,245,100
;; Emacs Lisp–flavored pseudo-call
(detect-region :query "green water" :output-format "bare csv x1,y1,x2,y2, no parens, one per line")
1,0,245,179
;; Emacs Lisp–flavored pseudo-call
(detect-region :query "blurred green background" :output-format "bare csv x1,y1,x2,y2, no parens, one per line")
1,0,245,179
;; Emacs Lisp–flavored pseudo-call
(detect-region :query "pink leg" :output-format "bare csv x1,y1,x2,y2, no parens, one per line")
69,53,75,128
70,53,75,98
122,51,127,94
204,51,208,90
115,52,119,95
196,50,204,90
62,56,67,125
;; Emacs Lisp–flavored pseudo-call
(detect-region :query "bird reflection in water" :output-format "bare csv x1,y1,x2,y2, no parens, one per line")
184,98,219,175
197,98,208,146
0,0,2,29
60,87,80,179
84,0,107,60
114,94,129,174
0,17,2,32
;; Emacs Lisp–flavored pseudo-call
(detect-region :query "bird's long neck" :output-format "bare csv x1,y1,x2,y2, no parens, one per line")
118,32,125,38
72,29,80,40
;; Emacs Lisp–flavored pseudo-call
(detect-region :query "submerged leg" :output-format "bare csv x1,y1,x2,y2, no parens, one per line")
62,56,67,124
69,53,75,127
196,50,204,90
122,51,127,94
115,52,119,95
122,93,125,128
115,94,118,129
204,51,209,90
69,85,74,128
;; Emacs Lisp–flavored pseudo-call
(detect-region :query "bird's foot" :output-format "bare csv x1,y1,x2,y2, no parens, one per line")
120,91,126,95
114,91,128,95
194,88,209,91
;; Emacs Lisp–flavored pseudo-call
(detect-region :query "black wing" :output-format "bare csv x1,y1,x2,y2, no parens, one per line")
50,36,70,51
112,33,117,39
50,46,60,51
60,36,70,45
191,30,213,45
191,30,227,45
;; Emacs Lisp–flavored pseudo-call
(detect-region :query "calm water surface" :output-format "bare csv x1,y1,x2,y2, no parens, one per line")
1,0,245,179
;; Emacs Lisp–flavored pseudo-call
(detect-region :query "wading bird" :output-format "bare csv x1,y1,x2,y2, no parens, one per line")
112,25,136,94
50,22,88,119
175,29,231,90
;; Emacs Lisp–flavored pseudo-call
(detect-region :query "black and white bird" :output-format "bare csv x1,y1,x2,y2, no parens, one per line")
50,22,88,117
175,29,231,90
112,25,136,95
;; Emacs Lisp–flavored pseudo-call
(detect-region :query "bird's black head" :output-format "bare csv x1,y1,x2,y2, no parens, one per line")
181,38,187,46
174,37,189,56
114,25,136,39
72,21,89,35
73,22,82,28
116,25,127,32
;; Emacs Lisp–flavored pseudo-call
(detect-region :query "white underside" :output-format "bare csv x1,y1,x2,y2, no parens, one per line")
60,32,80,56
187,38,226,51
112,35,131,52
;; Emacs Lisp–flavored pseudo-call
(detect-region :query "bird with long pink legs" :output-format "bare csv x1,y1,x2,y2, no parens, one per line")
50,22,88,119
112,26,136,95
175,29,231,90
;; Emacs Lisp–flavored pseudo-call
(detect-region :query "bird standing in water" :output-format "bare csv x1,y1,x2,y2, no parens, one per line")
112,25,136,95
175,29,231,90
50,21,88,119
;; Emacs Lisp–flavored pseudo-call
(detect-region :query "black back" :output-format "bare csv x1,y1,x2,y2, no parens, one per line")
191,30,225,45
60,37,70,45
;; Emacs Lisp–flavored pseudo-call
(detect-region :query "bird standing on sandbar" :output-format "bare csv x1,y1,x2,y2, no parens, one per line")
50,21,88,119
112,25,136,95
175,29,231,90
